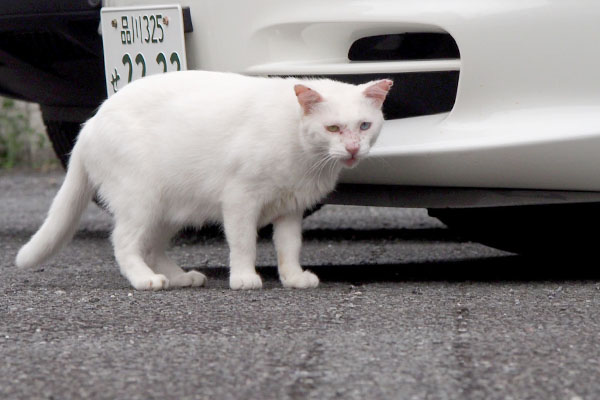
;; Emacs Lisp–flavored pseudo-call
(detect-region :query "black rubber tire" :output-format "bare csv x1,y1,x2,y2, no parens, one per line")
429,203,599,256
44,120,82,169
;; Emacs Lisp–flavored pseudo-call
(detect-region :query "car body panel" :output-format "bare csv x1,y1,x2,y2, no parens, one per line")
100,0,600,193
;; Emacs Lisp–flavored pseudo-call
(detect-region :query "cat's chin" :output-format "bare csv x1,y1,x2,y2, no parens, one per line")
342,157,359,168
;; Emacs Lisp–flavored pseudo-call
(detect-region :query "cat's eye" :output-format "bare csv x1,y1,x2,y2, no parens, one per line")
360,122,372,131
326,125,341,133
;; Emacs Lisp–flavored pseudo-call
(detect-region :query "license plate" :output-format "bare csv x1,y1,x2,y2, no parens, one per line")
100,5,188,97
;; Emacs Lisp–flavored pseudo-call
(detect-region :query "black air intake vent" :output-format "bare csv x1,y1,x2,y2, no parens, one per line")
259,33,461,120
330,72,459,120
349,33,460,62
334,32,461,119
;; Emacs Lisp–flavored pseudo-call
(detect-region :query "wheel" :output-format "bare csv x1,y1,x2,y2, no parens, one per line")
428,203,600,256
43,119,82,169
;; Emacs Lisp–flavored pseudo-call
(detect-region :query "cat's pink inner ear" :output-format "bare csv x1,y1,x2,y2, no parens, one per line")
294,84,323,114
363,79,394,108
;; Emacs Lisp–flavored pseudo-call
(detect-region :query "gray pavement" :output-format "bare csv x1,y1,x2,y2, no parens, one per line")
1,170,599,400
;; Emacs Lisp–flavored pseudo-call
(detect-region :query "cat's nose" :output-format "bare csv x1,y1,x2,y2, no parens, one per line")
345,144,360,157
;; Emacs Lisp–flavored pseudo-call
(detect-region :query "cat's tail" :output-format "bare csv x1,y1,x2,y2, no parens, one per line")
16,137,94,269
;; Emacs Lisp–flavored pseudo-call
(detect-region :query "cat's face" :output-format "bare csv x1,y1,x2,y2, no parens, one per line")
295,79,393,168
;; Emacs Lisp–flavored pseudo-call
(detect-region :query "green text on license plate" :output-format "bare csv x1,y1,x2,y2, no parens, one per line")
100,5,188,97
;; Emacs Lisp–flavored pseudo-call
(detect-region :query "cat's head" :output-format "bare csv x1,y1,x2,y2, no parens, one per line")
294,79,393,168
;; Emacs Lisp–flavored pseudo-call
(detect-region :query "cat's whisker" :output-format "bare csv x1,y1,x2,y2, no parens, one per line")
301,155,326,184
316,154,336,184
302,158,324,180
301,151,331,182
328,156,339,177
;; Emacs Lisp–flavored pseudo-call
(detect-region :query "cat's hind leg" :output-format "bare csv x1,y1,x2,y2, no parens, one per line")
150,253,207,288
273,212,319,288
112,221,169,290
146,227,206,288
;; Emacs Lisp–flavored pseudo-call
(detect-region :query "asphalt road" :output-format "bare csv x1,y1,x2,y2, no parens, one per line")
1,171,600,400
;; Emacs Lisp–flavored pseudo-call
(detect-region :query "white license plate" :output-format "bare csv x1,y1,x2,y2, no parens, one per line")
100,5,188,97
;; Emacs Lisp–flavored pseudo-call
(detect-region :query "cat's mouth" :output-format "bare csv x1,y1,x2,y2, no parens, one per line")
342,156,359,168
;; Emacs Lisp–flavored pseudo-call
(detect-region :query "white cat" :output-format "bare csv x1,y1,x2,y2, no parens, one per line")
16,71,392,290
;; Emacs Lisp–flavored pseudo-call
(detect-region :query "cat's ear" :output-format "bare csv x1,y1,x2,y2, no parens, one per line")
363,79,394,109
294,84,323,115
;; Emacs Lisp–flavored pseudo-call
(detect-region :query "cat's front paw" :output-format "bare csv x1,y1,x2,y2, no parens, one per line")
281,270,319,289
132,274,169,291
229,272,263,290
169,271,207,288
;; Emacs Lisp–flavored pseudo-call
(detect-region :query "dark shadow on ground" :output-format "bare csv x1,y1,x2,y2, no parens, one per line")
194,254,600,284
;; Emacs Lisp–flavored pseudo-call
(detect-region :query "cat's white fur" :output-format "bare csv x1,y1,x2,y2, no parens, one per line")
16,71,392,290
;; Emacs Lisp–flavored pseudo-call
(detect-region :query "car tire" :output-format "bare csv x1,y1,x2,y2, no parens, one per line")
44,119,82,169
428,203,599,256
43,118,110,210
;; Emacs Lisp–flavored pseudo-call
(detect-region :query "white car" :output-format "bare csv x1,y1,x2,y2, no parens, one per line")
3,0,599,254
